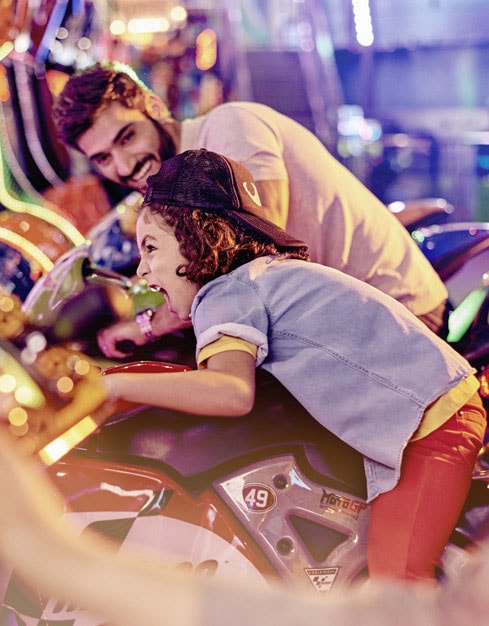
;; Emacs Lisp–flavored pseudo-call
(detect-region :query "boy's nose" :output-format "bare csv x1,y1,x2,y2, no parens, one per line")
136,259,148,279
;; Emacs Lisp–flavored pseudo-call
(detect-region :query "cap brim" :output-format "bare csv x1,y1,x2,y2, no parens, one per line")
226,209,307,249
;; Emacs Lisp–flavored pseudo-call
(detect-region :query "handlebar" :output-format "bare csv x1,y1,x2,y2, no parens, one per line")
82,259,133,291
115,340,137,354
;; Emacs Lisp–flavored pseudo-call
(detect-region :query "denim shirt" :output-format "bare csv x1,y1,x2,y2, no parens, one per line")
191,256,474,502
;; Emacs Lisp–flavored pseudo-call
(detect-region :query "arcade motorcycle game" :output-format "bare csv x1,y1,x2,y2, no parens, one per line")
0,282,489,625
0,6,489,623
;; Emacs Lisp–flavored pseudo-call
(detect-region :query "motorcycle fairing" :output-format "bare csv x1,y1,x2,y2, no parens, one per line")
215,454,370,591
0,453,275,626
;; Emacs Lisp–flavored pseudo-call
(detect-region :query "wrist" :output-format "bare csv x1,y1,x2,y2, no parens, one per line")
135,308,157,342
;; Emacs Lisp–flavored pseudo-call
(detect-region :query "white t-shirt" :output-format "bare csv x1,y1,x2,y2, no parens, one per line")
180,102,448,317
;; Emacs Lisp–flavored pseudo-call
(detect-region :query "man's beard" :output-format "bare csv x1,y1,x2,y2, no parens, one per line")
154,118,177,162
118,119,177,190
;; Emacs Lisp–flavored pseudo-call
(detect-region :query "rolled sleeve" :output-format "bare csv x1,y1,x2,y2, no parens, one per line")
192,273,270,367
197,323,268,366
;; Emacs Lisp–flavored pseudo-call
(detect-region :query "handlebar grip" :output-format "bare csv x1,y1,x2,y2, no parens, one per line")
115,340,136,354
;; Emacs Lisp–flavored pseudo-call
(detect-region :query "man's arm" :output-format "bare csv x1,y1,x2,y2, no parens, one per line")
254,179,289,230
0,426,201,626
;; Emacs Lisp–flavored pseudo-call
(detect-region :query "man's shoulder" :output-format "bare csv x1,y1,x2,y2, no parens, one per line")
182,102,260,134
203,101,277,121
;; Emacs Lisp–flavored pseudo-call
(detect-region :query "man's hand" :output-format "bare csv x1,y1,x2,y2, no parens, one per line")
0,426,66,567
97,302,192,359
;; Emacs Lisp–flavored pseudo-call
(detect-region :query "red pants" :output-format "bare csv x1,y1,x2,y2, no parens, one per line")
367,391,486,582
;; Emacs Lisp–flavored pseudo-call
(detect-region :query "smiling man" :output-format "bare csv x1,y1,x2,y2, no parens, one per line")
52,62,450,357
75,100,178,190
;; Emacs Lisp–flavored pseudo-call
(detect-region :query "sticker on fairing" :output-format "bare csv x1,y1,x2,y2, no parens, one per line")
319,489,367,518
242,484,277,512
304,566,339,593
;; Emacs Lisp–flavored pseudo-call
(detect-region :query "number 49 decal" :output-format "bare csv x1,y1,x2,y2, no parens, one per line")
242,484,277,512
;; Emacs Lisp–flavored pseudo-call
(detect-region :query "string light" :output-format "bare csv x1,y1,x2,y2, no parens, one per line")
0,227,53,273
0,141,85,247
352,0,374,47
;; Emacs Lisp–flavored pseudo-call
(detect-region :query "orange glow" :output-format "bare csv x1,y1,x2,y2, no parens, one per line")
196,28,217,71
45,69,70,97
478,368,489,398
0,64,10,102
39,415,99,465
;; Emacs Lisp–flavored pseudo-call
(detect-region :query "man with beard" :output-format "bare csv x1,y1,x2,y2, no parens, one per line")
52,62,449,358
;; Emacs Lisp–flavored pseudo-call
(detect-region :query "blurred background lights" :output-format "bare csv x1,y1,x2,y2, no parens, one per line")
77,37,92,50
20,347,38,365
388,201,405,214
39,415,99,465
352,0,374,47
15,385,37,406
0,352,45,409
73,358,90,376
0,373,16,394
13,32,30,53
25,331,47,354
57,376,74,394
8,405,27,427
127,17,170,34
170,6,187,23
0,295,14,312
56,27,69,40
110,19,126,36
0,356,45,415
108,4,187,38
9,418,29,437
196,28,217,71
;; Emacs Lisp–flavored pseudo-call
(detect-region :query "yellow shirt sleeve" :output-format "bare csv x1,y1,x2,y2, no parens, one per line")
198,335,258,369
410,374,480,441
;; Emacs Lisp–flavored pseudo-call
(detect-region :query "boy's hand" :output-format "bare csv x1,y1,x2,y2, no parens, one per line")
97,302,192,359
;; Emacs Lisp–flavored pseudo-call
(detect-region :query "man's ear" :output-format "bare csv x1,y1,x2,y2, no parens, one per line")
145,93,171,121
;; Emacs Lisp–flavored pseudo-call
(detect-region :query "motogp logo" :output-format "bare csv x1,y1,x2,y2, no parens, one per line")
242,484,277,512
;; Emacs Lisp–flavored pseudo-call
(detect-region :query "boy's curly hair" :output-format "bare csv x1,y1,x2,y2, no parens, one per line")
52,62,165,150
143,203,310,287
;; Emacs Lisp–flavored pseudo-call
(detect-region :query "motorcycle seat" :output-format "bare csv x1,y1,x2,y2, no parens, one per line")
84,370,368,498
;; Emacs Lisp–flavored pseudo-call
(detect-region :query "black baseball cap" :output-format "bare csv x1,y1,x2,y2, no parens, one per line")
143,149,308,250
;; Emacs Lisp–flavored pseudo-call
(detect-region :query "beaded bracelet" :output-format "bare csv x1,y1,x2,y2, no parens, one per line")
135,308,157,341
